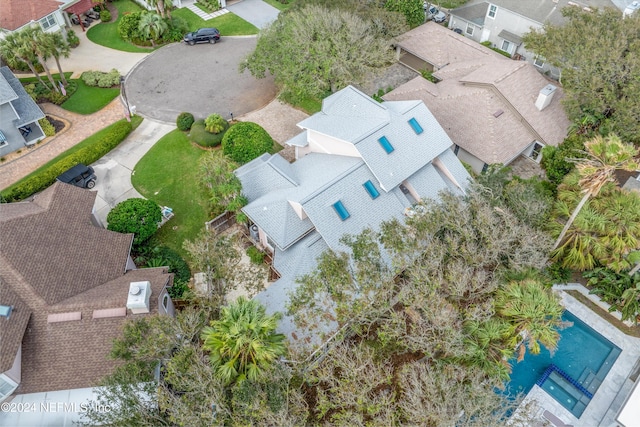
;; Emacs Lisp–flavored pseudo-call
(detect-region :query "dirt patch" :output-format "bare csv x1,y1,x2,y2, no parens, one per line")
355,62,420,98
47,115,65,133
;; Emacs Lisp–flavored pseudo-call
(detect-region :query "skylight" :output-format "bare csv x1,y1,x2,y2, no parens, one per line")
408,118,423,134
378,136,394,154
332,201,350,221
363,180,380,199
0,305,12,318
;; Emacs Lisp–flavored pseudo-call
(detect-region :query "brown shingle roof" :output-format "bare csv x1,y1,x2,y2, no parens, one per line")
0,0,62,31
0,182,174,393
389,23,570,166
0,182,133,305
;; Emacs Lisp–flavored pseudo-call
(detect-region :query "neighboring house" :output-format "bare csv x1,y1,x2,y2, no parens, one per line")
0,0,68,37
448,0,617,77
0,182,175,403
0,66,45,157
235,85,471,340
390,22,570,174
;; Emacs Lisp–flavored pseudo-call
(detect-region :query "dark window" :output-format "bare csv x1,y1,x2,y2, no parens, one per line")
363,180,380,199
454,145,460,155
378,136,394,154
332,201,350,221
408,118,424,135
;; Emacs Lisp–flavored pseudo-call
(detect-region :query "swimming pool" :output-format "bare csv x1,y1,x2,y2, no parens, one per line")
505,310,621,418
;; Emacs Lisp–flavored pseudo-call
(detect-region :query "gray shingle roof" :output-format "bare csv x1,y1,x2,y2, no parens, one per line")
0,67,45,126
450,2,489,26
235,153,297,202
0,70,18,104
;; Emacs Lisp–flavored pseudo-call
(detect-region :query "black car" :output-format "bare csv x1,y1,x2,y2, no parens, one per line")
57,164,97,189
183,28,221,45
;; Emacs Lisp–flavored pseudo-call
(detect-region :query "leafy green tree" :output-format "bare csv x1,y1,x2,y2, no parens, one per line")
204,113,228,134
540,134,587,187
107,198,162,245
197,150,247,216
201,297,287,384
242,3,407,98
495,278,564,361
222,122,273,164
384,0,424,28
462,318,513,379
523,7,640,143
587,268,640,322
552,134,640,249
138,12,168,47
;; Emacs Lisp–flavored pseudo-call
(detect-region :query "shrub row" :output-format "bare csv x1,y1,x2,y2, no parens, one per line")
1,120,133,202
82,69,121,88
198,0,221,12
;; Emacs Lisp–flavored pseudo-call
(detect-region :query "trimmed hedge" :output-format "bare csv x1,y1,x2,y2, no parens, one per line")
189,119,226,147
222,122,273,164
1,120,133,202
82,69,121,88
39,117,56,137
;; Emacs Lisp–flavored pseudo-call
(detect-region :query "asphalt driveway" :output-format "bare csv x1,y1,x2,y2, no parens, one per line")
124,37,277,123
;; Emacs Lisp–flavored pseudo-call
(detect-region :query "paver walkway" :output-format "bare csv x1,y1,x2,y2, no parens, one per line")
0,99,123,190
185,3,229,20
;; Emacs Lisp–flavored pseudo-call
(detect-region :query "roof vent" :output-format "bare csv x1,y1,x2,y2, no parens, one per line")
493,109,504,118
126,281,152,314
535,84,557,111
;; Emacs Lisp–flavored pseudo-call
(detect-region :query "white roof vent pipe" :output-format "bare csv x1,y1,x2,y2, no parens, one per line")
126,281,152,314
535,84,557,111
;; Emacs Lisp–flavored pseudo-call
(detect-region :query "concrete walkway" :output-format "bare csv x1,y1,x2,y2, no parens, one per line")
185,2,229,20
227,0,280,29
92,120,175,227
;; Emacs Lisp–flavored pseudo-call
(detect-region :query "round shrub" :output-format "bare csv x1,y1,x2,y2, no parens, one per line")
100,9,112,22
118,11,143,41
222,122,273,164
189,119,225,147
107,198,162,246
205,114,228,134
176,112,195,131
67,30,80,48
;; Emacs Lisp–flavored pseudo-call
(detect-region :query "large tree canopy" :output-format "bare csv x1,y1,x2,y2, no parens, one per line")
523,7,640,144
241,3,407,98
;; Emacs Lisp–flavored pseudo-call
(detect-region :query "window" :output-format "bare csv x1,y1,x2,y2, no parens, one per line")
40,14,56,30
377,136,394,154
162,294,170,311
0,141,7,148
453,145,460,155
530,142,544,162
0,305,12,318
534,55,545,68
363,180,380,199
332,201,350,221
466,23,474,36
501,40,511,53
0,375,18,400
408,118,423,134
488,4,497,18
482,163,489,173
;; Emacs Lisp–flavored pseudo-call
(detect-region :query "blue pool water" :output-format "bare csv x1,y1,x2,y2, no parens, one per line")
505,311,620,418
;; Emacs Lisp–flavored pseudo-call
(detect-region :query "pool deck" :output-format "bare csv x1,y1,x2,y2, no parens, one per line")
513,286,640,426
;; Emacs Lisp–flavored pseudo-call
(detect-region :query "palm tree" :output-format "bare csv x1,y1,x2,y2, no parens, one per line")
495,278,565,362
201,297,286,384
138,12,168,47
463,318,513,380
0,31,48,88
42,31,71,86
20,27,59,92
553,134,639,250
147,0,171,19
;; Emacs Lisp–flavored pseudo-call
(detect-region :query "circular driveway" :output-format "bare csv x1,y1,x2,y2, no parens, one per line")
125,37,277,123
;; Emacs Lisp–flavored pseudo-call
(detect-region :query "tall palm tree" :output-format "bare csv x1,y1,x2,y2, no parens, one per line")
21,27,59,92
147,0,171,19
201,297,286,384
463,318,513,380
42,31,71,86
495,279,565,362
0,31,47,88
138,12,168,47
553,134,639,250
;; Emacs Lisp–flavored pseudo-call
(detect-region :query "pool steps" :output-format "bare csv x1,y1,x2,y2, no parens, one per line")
537,364,594,398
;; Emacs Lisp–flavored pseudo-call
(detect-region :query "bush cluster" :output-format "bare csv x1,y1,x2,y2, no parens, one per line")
38,117,56,137
222,122,273,164
176,112,195,131
82,69,121,88
107,198,162,246
118,12,187,45
246,246,265,264
100,9,112,22
1,120,133,202
198,0,221,12
66,29,80,47
190,119,225,147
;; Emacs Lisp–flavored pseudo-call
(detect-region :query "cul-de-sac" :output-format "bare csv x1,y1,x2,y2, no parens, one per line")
1,0,640,426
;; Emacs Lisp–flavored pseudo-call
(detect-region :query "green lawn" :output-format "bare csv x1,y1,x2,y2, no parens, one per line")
86,0,153,52
1,116,142,194
61,78,120,114
262,0,296,11
132,130,210,260
172,9,258,35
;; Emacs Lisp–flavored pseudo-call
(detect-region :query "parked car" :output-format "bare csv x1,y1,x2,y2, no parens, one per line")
56,164,97,189
425,4,447,23
183,28,221,45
